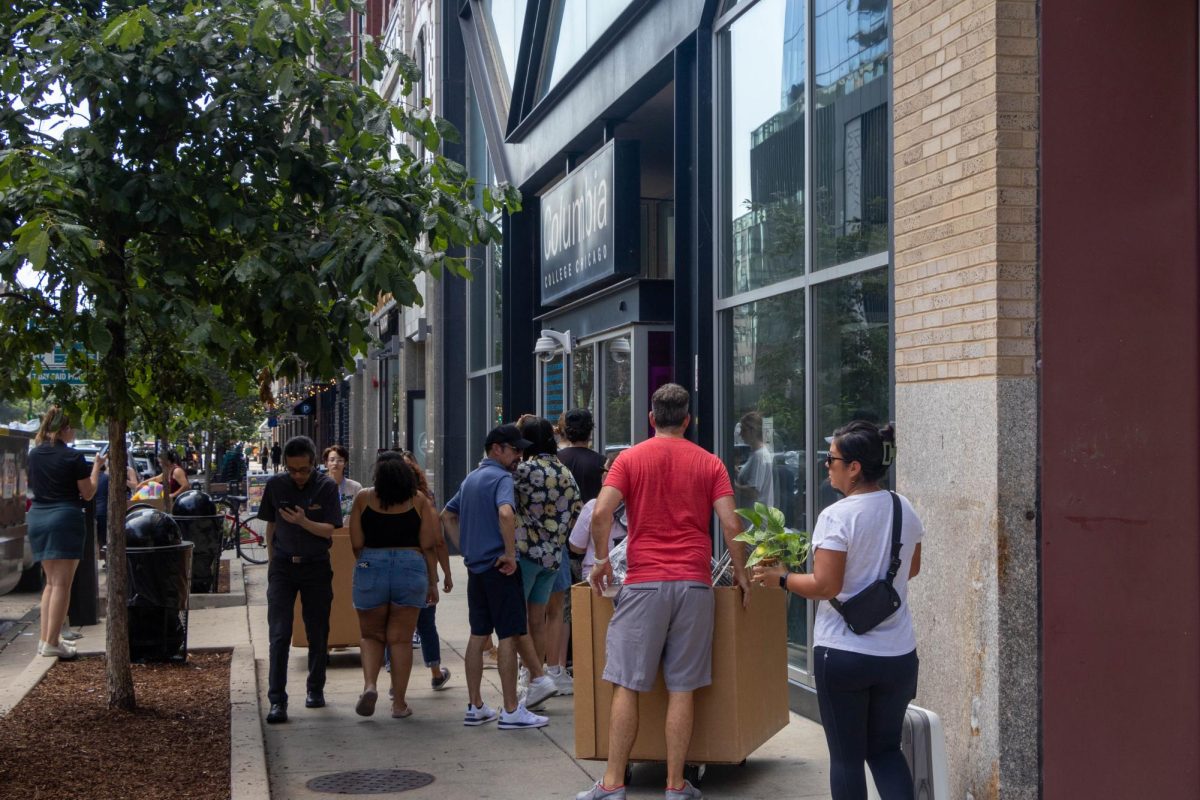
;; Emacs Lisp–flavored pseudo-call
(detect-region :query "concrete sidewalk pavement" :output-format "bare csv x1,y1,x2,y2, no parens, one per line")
245,564,833,799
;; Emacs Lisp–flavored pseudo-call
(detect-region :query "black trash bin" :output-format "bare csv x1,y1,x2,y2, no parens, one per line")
171,490,224,594
125,508,193,664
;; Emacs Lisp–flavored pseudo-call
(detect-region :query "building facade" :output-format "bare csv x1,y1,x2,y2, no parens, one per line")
450,0,1200,798
340,1,1198,795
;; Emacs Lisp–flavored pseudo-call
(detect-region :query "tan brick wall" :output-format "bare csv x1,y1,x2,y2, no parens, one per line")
893,0,1038,383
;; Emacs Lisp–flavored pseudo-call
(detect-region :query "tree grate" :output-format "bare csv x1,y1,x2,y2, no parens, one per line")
305,769,435,794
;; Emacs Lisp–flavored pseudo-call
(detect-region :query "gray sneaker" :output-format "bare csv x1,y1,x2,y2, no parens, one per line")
576,780,626,800
524,675,557,710
665,780,702,800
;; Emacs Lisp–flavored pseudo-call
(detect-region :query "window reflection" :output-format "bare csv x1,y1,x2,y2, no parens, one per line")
602,340,632,451
481,0,529,90
724,290,807,664
722,0,806,296
813,0,889,268
814,267,890,511
571,344,595,413
537,0,638,101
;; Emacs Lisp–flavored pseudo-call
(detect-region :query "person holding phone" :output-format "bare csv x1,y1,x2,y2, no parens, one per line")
26,406,104,659
256,436,343,724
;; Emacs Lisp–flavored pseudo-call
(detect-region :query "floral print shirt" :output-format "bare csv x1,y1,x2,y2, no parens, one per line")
514,455,582,570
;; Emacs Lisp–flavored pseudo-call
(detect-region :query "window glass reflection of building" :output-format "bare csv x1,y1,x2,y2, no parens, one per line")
723,0,806,297
602,339,632,452
813,0,889,268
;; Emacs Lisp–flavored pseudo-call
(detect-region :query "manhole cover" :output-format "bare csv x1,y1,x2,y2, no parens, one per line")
306,769,435,794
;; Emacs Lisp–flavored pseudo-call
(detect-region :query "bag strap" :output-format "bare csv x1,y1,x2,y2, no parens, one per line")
883,490,903,585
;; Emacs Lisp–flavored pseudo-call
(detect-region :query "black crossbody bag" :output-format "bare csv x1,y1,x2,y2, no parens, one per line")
828,491,903,635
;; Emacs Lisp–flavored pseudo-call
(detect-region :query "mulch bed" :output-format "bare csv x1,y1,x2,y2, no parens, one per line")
0,652,231,800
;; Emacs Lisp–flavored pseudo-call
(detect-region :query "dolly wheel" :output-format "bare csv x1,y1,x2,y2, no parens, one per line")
684,764,706,786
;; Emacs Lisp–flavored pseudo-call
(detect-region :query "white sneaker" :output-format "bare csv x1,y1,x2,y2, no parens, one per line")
41,642,77,660
517,665,530,692
524,675,557,709
36,640,45,656
498,703,549,730
547,666,574,696
463,703,498,727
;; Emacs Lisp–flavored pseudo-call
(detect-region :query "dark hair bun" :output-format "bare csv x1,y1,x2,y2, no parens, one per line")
880,422,896,443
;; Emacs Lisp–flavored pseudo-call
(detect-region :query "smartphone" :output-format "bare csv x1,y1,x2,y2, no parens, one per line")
99,444,110,457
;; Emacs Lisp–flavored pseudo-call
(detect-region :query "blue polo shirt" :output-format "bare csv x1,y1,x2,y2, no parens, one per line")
444,458,515,574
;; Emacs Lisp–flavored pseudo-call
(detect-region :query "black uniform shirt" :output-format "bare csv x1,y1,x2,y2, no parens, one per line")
256,471,342,557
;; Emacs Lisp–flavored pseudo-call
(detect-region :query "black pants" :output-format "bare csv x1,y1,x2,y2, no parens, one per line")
814,645,919,800
267,558,333,706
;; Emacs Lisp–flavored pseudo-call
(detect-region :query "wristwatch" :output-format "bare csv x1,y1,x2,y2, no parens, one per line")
779,572,789,590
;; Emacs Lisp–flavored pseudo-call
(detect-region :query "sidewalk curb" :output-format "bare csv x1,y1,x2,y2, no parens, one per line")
0,649,56,718
192,556,247,610
229,639,270,800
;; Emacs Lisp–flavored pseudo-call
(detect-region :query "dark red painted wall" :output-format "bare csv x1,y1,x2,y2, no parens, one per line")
1041,3,1199,797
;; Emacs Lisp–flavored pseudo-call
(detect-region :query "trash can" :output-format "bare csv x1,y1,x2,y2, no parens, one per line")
125,508,193,664
171,490,224,594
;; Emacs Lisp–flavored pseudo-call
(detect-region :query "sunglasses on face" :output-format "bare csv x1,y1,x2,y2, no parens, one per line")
824,454,852,466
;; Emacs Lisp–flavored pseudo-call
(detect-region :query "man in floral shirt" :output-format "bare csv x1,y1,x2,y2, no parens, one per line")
513,417,582,669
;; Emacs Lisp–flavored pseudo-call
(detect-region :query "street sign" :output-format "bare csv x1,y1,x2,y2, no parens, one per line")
33,345,85,385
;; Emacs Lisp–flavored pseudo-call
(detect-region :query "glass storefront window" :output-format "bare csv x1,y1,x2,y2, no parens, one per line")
813,267,890,511
723,290,808,666
571,344,595,414
813,0,889,269
721,0,806,296
602,339,632,452
490,240,503,366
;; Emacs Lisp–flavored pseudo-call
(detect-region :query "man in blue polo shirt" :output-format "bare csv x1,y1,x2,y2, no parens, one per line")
256,435,342,724
442,424,558,731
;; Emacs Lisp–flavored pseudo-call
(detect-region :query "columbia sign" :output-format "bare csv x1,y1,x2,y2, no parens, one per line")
539,140,639,306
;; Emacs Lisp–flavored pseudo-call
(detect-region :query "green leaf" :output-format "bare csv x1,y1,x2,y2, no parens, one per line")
27,228,49,270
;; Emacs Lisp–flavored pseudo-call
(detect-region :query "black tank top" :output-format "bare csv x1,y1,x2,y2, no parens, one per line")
361,505,422,549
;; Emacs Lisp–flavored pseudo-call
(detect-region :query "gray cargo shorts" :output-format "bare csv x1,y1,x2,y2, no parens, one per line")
602,580,715,693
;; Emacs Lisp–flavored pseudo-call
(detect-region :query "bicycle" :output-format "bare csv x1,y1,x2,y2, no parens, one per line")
216,494,268,565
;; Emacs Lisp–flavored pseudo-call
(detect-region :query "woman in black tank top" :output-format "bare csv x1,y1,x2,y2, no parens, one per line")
348,452,440,718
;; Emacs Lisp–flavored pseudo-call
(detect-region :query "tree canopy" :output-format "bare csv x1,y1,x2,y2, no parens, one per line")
0,0,518,708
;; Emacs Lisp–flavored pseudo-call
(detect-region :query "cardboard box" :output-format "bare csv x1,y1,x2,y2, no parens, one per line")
293,533,361,648
573,583,789,764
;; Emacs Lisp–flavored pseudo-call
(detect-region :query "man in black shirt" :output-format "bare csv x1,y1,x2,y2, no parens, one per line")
557,409,607,504
257,435,342,723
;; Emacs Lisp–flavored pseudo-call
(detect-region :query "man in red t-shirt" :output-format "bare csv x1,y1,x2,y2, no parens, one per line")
579,384,750,800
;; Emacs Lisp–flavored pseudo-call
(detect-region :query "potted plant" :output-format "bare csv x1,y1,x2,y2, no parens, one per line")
735,502,811,570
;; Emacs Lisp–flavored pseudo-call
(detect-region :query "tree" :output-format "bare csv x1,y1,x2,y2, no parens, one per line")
0,0,517,709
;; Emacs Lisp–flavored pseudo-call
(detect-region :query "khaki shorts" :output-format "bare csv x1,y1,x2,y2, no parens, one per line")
602,581,714,693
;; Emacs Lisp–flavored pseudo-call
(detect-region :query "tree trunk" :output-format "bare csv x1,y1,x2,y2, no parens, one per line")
104,413,136,711
160,412,173,515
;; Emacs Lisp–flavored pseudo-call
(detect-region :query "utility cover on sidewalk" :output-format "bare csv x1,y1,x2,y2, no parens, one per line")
306,769,435,794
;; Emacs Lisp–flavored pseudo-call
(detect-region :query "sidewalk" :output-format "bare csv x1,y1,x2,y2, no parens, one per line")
244,565,833,799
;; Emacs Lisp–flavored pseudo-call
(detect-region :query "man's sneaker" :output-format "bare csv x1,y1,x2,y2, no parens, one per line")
576,780,627,800
497,703,549,730
517,665,530,692
463,703,498,726
431,666,451,691
665,780,702,800
524,675,557,710
546,665,574,696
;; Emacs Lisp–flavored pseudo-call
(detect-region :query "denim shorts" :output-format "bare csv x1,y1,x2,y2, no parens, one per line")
552,544,572,593
519,557,559,605
352,548,428,610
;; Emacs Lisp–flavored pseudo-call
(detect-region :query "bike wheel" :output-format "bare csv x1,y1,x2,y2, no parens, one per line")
220,515,239,553
236,520,268,564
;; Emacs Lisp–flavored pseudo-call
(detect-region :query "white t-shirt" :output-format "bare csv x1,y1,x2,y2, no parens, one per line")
737,446,775,509
569,498,627,579
812,490,924,656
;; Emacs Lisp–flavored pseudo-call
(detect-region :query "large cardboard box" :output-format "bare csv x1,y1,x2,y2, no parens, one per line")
293,533,361,648
573,583,789,764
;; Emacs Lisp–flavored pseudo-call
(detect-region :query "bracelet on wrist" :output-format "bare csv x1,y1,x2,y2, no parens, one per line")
593,556,609,566
779,572,790,590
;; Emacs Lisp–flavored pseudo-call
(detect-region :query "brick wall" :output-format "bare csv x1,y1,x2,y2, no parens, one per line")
893,0,1037,383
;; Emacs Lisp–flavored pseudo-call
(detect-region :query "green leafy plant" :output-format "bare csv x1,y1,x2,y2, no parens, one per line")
735,502,811,570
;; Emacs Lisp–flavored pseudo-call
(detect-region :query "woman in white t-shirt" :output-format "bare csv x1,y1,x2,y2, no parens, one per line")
754,421,923,800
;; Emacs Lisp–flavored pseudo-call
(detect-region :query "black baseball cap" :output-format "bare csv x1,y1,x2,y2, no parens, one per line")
484,424,532,452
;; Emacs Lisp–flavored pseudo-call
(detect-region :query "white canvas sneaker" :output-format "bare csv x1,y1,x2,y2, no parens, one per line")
524,675,557,709
498,703,549,730
546,665,575,696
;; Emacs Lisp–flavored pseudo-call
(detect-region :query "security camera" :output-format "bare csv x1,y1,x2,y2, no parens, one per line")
609,337,631,365
534,335,560,363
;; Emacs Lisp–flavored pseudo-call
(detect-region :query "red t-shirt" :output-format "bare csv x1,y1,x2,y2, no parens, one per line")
604,436,733,584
